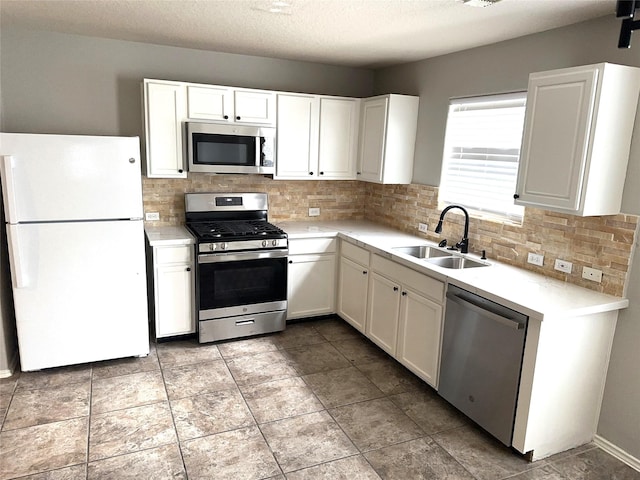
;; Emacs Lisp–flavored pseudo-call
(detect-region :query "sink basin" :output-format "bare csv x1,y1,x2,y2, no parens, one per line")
425,256,488,269
392,245,451,259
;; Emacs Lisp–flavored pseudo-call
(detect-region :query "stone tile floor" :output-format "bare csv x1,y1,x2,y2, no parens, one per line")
0,317,638,479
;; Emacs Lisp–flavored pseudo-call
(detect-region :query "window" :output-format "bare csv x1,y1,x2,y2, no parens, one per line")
439,92,526,224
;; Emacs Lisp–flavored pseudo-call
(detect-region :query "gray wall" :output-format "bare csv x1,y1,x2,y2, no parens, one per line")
0,27,375,136
375,15,640,460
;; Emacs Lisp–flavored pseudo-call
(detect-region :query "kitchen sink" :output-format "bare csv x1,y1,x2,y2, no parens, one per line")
425,256,488,269
392,245,451,259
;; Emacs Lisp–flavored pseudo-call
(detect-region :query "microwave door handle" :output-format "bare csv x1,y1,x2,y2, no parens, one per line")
255,137,262,167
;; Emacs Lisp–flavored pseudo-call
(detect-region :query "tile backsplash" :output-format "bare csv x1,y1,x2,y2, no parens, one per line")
142,176,638,297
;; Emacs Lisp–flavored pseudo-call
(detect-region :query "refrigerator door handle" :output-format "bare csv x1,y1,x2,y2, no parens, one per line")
6,224,27,289
1,155,19,224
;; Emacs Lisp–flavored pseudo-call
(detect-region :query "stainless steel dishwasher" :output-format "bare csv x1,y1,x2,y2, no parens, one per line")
438,285,528,446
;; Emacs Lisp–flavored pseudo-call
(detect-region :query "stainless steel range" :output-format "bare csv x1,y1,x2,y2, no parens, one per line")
185,192,288,343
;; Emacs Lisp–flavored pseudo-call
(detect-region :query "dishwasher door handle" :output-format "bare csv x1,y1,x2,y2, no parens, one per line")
446,292,525,330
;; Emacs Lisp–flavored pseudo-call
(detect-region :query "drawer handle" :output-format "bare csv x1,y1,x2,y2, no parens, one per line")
236,319,255,326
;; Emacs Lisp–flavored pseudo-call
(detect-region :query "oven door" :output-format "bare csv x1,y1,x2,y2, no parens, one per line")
197,249,287,320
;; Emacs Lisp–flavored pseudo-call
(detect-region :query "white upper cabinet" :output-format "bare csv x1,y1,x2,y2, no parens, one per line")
276,93,359,180
276,93,320,178
515,63,640,216
187,85,275,125
357,94,419,184
143,80,188,178
318,97,360,179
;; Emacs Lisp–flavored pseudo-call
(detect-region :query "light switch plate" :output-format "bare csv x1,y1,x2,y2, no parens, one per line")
554,259,573,273
308,207,320,217
145,212,160,221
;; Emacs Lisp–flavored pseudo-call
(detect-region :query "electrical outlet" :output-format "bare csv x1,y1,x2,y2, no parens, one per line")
418,223,428,233
145,212,160,221
554,259,573,274
308,207,320,217
527,253,544,266
582,266,603,283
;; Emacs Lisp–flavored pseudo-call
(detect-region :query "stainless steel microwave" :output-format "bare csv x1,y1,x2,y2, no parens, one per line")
186,122,276,174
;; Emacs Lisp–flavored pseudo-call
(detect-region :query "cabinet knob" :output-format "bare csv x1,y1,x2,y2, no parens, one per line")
357,172,361,175
178,169,183,173
309,172,314,175
186,267,191,272
402,291,407,296
513,194,520,199
129,158,136,164
289,260,293,264
236,116,241,121
223,115,229,120
319,171,324,175
393,286,399,292
362,270,367,275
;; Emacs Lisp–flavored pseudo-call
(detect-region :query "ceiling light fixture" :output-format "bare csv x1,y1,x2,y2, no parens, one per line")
253,0,293,15
461,0,502,7
616,0,639,48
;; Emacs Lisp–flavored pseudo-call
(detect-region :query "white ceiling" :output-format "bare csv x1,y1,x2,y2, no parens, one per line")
0,0,616,68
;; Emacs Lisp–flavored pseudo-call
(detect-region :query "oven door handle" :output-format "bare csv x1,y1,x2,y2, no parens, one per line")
198,249,288,264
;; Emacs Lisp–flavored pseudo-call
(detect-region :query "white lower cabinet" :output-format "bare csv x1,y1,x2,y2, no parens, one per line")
366,253,445,388
287,238,337,320
149,244,195,338
396,288,443,387
367,272,402,355
337,241,370,333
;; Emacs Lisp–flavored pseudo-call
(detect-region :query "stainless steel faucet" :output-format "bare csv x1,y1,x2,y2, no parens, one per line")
435,205,469,254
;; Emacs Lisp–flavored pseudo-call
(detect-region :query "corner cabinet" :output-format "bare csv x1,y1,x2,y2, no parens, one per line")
515,63,640,216
337,241,370,333
357,94,419,184
287,238,337,320
142,80,188,178
366,253,444,388
147,243,195,339
275,93,359,180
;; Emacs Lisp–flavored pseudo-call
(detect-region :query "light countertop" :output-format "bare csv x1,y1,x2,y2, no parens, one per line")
145,225,195,246
277,220,629,321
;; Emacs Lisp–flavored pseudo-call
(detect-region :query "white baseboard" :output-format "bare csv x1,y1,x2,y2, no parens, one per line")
0,350,19,378
594,434,640,472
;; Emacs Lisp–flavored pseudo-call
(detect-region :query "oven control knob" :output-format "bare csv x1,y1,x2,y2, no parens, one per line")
209,244,215,252
220,242,227,250
262,240,267,247
272,240,278,247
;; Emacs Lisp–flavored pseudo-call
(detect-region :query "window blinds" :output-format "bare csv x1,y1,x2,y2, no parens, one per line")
439,92,526,223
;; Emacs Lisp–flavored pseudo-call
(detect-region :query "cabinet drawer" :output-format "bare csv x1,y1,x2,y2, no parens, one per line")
155,245,192,265
340,241,370,266
288,237,337,255
371,254,444,303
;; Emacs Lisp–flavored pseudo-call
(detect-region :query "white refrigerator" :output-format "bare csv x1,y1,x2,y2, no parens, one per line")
0,133,150,371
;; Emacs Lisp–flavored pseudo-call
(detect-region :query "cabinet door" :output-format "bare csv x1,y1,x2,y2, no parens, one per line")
155,263,194,337
357,97,388,183
515,68,598,211
234,90,276,125
287,254,336,320
397,289,443,388
337,256,369,333
276,94,319,178
144,82,187,178
318,98,359,179
366,272,400,355
187,85,233,121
